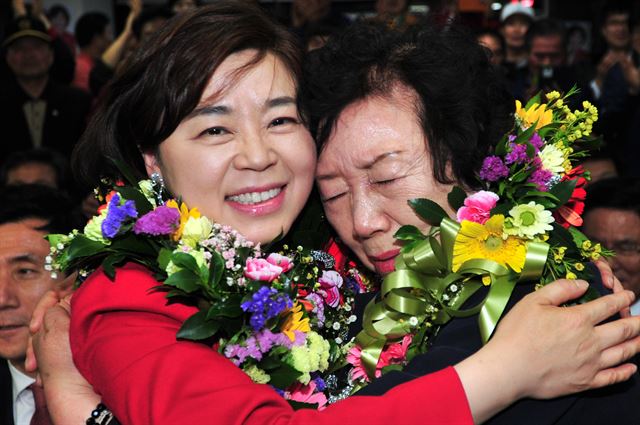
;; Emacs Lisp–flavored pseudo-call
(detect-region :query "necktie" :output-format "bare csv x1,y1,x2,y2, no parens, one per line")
29,384,52,425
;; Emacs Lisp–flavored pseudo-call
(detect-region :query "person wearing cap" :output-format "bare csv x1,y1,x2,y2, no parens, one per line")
499,3,534,68
0,16,91,160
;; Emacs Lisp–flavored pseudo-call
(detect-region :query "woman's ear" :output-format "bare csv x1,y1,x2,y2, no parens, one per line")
141,149,162,177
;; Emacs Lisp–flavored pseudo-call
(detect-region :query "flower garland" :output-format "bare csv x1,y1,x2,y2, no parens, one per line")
46,178,370,409
350,89,612,381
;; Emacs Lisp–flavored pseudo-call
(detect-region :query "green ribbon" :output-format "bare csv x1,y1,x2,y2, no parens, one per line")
356,217,550,379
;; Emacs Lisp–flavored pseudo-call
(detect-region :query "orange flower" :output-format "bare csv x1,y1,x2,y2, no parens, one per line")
280,302,310,341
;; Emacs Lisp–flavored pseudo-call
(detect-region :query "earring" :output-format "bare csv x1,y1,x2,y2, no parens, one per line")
150,172,165,205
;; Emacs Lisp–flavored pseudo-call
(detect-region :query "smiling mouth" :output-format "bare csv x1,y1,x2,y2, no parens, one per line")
226,187,283,205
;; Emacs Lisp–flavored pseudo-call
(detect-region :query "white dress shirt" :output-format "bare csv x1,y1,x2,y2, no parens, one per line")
8,360,36,425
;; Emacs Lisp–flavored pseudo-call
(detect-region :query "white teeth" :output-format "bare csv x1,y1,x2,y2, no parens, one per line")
228,188,281,205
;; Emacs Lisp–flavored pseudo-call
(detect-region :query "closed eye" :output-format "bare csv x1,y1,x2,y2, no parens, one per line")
321,192,347,203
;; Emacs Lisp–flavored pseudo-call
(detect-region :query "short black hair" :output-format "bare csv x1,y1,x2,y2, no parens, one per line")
75,12,110,48
0,184,78,234
0,148,70,189
584,177,640,217
47,4,71,24
526,18,567,52
304,23,514,189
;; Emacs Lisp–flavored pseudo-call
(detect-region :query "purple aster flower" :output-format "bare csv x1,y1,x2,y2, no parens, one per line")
505,143,529,165
528,168,554,191
101,193,138,239
313,376,326,392
529,133,544,151
133,205,180,236
241,286,292,331
479,156,509,182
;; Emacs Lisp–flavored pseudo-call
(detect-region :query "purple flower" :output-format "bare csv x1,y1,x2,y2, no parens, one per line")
528,168,554,191
305,293,325,326
101,193,137,239
241,286,292,331
479,156,509,182
505,143,529,165
133,205,180,236
313,376,326,392
529,133,544,151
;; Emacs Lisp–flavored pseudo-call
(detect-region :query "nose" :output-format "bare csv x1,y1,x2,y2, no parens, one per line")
351,189,390,240
234,131,278,171
0,269,18,309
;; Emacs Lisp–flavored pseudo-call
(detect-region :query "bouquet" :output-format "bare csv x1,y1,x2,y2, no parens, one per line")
349,90,611,381
46,177,369,408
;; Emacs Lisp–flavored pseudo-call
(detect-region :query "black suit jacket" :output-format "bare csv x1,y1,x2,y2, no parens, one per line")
354,274,640,424
0,361,15,425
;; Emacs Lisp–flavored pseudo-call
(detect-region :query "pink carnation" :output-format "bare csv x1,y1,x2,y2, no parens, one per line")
317,270,343,308
266,253,294,272
456,191,499,224
244,258,283,282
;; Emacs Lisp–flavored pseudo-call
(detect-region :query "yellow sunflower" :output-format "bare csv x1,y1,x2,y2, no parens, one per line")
515,100,553,130
165,199,200,241
452,215,526,276
280,302,310,341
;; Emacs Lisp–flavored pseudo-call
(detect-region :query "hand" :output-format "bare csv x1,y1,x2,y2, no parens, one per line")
595,52,619,88
457,279,640,423
125,0,142,31
618,55,640,93
11,0,27,16
30,297,102,425
595,259,630,317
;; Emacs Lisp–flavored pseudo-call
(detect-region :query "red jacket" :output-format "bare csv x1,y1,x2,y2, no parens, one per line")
70,263,473,425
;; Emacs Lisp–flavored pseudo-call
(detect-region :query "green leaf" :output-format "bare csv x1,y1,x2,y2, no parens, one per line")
102,254,125,279
110,157,141,187
206,299,243,319
409,198,447,225
67,236,107,261
116,186,153,215
394,225,425,241
208,251,225,287
110,234,158,257
494,133,509,156
267,362,302,389
163,269,202,293
170,252,201,274
157,248,173,271
549,179,577,208
447,186,467,211
176,310,220,340
524,91,542,110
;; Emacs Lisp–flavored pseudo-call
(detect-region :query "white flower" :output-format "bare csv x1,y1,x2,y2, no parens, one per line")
450,284,458,292
408,316,419,327
504,202,554,239
332,322,341,330
348,315,357,323
538,144,566,174
335,337,343,344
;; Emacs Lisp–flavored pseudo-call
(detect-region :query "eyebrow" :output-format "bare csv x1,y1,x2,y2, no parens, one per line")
316,150,403,181
9,254,40,264
188,96,297,119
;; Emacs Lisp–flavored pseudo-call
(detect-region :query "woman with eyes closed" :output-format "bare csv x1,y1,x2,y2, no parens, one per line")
29,4,640,425
307,23,640,424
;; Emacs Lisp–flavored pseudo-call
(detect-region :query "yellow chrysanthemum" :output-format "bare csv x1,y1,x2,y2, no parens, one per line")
452,215,526,275
166,199,200,241
515,100,553,130
280,302,310,341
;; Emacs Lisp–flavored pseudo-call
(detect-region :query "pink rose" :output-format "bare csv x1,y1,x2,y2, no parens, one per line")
244,257,283,282
456,191,499,224
266,253,294,272
317,270,343,308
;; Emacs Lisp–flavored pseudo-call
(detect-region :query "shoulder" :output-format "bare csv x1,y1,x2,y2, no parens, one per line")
71,262,197,326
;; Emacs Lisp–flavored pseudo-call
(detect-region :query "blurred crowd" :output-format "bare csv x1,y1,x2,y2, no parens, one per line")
0,0,638,301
